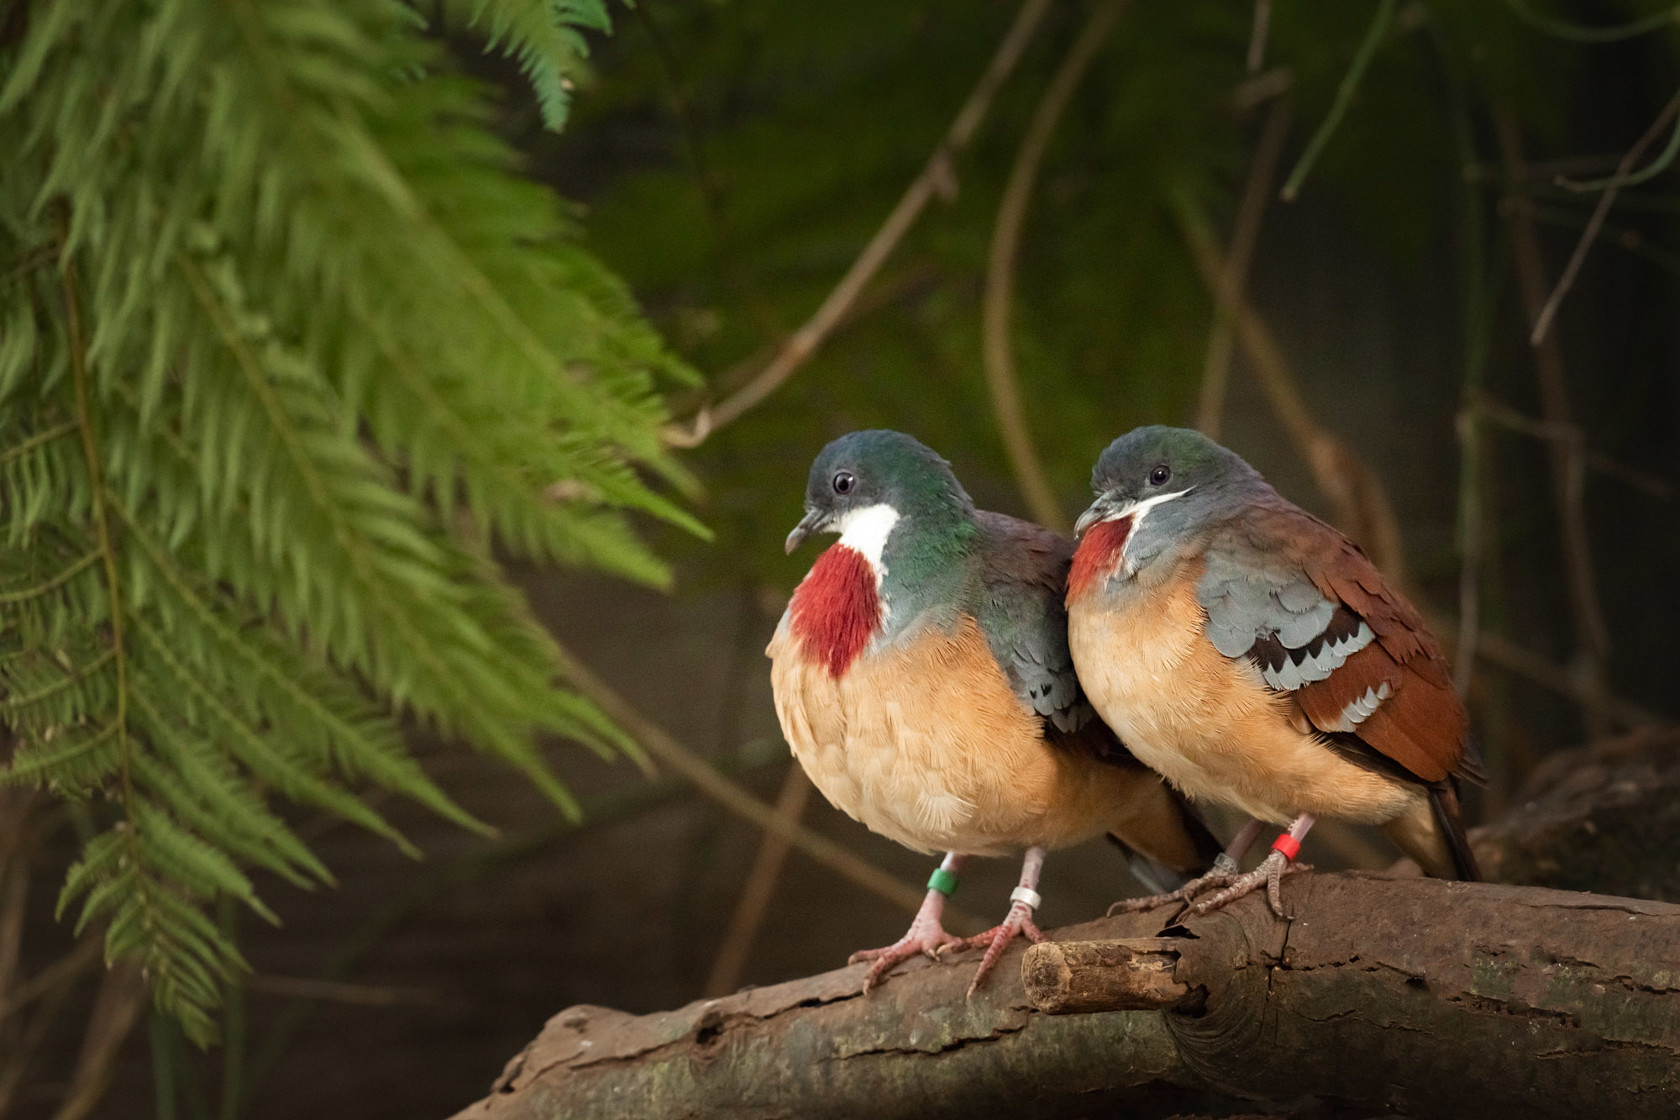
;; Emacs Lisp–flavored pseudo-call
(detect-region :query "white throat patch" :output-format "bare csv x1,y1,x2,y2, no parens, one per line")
1117,487,1193,571
835,503,900,578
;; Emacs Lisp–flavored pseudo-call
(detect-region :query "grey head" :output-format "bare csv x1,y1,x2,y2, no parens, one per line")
783,429,975,557
1073,426,1266,573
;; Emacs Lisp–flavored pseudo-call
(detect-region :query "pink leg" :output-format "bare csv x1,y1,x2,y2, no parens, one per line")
1189,813,1315,917
1108,818,1266,915
944,846,1049,997
849,852,967,992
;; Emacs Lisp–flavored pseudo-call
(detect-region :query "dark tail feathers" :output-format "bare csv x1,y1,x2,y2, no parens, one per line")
1429,782,1481,881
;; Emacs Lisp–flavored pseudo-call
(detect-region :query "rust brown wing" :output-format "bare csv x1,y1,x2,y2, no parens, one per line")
1198,502,1478,788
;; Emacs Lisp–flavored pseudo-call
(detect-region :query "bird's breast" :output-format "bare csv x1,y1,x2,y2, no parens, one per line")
786,543,882,678
766,613,1129,855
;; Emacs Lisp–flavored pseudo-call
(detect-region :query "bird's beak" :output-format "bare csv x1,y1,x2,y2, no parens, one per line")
784,509,829,554
1073,492,1126,538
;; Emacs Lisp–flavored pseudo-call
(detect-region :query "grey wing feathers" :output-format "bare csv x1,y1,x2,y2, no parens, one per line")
1196,539,1373,691
970,511,1093,734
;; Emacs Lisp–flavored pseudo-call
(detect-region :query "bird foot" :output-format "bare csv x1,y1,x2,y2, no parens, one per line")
1186,850,1311,918
849,922,965,993
939,900,1046,998
1106,866,1240,916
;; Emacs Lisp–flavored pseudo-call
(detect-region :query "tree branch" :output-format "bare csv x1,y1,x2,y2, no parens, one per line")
1195,95,1292,439
703,763,814,997
1530,84,1680,345
1278,0,1396,201
1470,629,1665,730
982,0,1126,530
455,876,1680,1120
457,732,1680,1120
663,0,1054,448
1474,726,1680,898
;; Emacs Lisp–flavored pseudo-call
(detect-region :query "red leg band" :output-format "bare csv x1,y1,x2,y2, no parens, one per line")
1271,833,1302,861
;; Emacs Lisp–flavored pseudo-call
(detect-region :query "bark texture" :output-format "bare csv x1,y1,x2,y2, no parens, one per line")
451,875,1680,1120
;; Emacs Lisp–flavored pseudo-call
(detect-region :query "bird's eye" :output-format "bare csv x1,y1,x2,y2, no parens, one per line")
832,471,855,495
1148,464,1171,487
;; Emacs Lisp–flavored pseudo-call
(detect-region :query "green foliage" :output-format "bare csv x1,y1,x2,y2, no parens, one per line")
0,0,697,1042
544,0,1677,598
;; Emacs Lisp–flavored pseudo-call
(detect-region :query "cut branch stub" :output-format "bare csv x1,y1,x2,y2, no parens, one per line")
1022,937,1196,1014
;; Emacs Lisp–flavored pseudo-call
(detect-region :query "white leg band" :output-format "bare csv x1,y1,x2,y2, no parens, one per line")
1009,886,1042,910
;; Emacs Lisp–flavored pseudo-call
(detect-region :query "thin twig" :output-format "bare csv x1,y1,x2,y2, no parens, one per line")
1280,0,1397,201
1246,0,1273,74
983,0,1125,529
1175,193,1408,582
1503,0,1680,44
1470,393,1671,498
1473,631,1665,730
0,936,103,1024
0,792,33,1060
1425,611,1666,731
1453,404,1484,699
1530,84,1680,345
704,763,814,997
244,974,437,1007
663,0,1053,447
1233,66,1293,113
0,952,82,1118
1494,111,1612,737
1434,21,1494,702
662,267,937,430
1196,97,1292,439
1,246,57,289
551,642,983,927
49,963,148,1120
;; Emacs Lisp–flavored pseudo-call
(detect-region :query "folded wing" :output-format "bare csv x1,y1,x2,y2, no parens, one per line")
1196,503,1479,787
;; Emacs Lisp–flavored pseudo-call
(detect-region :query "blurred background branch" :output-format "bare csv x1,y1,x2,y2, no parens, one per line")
982,0,1127,530
662,0,1053,448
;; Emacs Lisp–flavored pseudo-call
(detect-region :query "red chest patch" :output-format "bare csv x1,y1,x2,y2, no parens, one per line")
789,544,882,678
1067,518,1131,603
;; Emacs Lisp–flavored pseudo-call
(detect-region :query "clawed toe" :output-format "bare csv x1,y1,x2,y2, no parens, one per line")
1187,852,1310,917
850,928,963,991
960,902,1045,997
1107,863,1246,916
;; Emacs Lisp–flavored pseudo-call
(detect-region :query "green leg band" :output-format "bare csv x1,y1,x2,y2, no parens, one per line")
926,867,959,896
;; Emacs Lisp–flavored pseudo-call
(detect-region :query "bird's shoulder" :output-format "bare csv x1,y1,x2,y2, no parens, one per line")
962,509,1097,737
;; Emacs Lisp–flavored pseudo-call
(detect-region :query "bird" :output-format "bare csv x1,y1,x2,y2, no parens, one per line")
767,429,1221,995
1065,425,1482,918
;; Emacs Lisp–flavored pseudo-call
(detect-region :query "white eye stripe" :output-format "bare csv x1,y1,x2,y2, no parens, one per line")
1116,486,1194,570
1120,486,1194,524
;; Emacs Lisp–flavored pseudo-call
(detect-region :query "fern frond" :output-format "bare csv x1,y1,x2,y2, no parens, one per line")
0,0,695,1036
444,0,611,131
